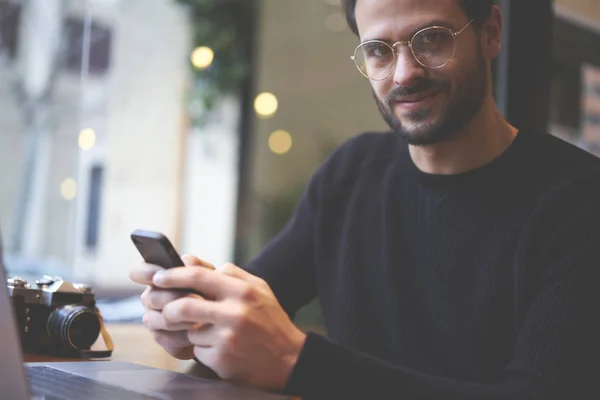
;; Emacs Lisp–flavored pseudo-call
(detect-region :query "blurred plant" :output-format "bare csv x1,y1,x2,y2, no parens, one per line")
175,0,254,124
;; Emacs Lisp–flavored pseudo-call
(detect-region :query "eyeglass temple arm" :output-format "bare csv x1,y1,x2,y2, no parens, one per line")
453,17,478,37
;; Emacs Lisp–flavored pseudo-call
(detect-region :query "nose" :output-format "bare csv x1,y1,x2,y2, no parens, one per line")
392,46,426,87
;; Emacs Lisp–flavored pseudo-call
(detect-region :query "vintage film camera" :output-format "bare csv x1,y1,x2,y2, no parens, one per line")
7,275,113,358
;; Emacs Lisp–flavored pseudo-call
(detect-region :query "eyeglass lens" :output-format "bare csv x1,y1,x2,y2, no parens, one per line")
354,27,456,79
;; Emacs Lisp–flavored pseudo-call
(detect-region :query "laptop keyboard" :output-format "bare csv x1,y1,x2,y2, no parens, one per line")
26,366,164,400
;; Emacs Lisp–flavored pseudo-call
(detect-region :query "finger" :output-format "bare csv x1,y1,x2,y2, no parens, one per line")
151,329,193,355
181,254,216,270
192,346,221,376
152,266,247,300
162,296,236,326
187,323,215,347
143,308,195,331
217,263,266,288
129,261,163,285
187,324,225,348
141,287,195,311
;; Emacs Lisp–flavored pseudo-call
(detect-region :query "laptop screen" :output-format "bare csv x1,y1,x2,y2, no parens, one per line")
0,228,33,399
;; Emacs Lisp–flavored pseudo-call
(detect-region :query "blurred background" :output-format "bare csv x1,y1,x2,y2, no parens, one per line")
0,0,599,327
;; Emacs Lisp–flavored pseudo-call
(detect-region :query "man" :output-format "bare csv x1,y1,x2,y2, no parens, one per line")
130,0,600,398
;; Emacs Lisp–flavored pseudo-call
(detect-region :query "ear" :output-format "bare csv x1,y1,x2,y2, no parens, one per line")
481,5,502,61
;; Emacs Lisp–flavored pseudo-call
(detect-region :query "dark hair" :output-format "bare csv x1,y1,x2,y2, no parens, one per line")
341,0,494,36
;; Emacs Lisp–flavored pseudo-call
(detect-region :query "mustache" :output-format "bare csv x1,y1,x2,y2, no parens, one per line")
385,79,448,105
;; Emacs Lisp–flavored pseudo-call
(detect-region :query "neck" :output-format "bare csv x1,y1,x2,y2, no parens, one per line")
409,97,518,175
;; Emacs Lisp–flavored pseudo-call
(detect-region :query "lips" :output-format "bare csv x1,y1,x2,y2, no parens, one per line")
394,90,440,104
392,90,441,111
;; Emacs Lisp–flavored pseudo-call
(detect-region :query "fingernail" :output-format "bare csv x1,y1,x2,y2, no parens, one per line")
153,270,166,284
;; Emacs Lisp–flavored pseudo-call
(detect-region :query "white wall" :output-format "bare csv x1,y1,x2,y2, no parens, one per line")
91,0,191,288
181,96,241,267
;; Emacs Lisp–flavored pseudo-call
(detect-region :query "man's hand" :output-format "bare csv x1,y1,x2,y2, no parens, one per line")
129,255,215,360
151,262,307,392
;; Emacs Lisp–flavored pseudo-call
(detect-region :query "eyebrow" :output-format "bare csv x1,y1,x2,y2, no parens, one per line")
361,19,458,44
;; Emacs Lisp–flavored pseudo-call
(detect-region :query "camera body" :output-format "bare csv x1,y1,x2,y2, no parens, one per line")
7,275,102,357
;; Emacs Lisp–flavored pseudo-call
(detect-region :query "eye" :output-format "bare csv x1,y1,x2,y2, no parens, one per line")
420,30,446,45
363,42,393,58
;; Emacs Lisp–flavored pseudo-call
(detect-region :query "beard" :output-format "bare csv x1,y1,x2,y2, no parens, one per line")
374,51,487,146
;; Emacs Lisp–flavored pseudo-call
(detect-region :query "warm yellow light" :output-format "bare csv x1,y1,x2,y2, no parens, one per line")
326,12,346,32
254,92,278,118
268,130,293,155
78,128,96,150
191,46,215,70
60,178,77,200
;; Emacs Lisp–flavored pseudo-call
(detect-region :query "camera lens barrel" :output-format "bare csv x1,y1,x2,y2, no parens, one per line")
47,305,101,351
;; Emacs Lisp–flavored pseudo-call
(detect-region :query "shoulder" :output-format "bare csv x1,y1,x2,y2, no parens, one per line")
521,134,600,239
520,133,600,197
312,131,405,190
532,133,600,181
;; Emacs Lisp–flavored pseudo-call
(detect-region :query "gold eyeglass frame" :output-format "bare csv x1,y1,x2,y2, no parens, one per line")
351,18,477,81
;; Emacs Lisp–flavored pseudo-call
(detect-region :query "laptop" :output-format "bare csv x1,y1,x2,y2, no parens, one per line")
0,230,293,400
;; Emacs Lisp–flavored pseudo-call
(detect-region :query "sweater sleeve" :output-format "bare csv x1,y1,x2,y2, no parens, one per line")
283,182,600,399
242,170,321,319
242,132,389,318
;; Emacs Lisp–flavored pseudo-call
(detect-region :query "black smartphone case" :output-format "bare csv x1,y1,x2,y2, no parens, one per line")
131,230,184,269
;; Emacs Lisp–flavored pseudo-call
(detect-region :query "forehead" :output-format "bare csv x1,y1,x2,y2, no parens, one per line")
355,0,467,41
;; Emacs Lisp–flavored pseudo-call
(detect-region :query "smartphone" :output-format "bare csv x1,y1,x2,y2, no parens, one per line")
130,229,185,269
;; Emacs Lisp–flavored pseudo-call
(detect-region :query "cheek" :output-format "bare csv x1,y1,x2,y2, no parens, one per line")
433,70,459,100
447,53,483,91
372,81,390,104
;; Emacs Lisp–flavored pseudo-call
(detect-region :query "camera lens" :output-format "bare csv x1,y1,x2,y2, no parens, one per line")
47,305,101,351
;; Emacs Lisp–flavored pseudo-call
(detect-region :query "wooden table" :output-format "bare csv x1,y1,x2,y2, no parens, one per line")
25,323,216,375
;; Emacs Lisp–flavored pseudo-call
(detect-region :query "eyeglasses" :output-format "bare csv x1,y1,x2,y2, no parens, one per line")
351,18,476,81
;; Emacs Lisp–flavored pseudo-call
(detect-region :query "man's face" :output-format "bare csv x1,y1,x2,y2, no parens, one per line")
355,0,489,146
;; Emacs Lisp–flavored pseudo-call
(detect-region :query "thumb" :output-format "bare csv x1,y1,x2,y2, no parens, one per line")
181,254,216,270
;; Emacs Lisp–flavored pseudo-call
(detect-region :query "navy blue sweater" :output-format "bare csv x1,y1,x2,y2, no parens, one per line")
245,131,600,399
